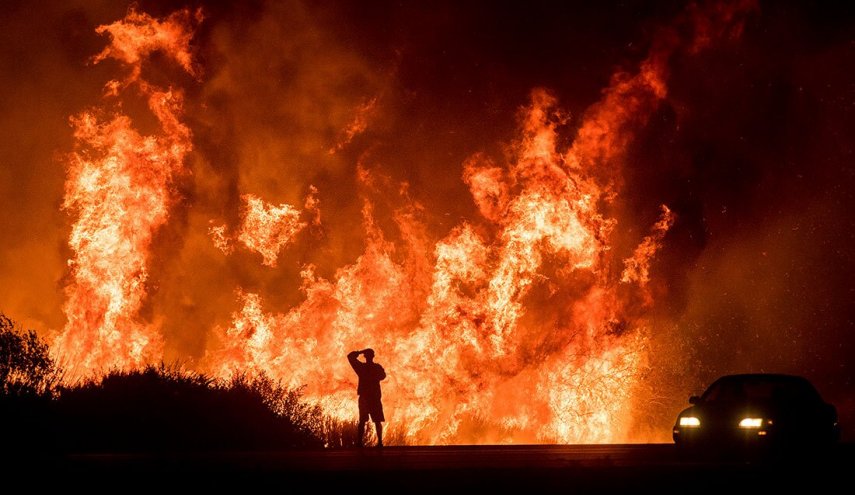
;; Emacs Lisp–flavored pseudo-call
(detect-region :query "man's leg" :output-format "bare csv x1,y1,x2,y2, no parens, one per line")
375,421,383,447
357,421,366,447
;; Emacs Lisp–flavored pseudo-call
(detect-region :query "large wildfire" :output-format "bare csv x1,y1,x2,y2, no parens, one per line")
12,0,854,445
54,2,751,444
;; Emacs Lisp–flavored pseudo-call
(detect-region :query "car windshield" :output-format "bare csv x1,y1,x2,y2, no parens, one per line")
700,376,821,403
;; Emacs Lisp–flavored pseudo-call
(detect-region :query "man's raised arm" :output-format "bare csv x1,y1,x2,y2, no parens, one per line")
347,350,361,370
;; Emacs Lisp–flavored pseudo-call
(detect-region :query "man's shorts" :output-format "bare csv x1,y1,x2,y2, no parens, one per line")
358,394,385,422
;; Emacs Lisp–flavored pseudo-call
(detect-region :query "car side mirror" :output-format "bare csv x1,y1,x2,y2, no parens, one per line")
688,395,700,405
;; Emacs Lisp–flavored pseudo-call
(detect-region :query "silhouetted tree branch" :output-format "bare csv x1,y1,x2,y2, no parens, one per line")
0,313,60,398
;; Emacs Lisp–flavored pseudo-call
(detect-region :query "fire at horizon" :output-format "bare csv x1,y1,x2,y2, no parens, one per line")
3,0,853,445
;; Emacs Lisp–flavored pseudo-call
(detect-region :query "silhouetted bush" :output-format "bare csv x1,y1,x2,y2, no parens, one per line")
318,415,361,448
55,365,325,452
0,313,60,397
0,312,394,452
0,314,60,451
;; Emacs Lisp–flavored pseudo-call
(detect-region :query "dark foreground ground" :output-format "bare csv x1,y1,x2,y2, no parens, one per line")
5,443,853,493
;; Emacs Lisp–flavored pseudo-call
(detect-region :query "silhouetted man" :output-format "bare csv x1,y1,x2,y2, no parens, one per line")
347,348,386,447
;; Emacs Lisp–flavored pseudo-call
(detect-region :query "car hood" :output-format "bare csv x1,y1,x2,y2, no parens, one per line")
696,400,778,413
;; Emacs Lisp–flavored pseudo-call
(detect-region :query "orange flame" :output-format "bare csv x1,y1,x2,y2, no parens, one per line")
208,193,313,266
94,9,203,85
53,9,202,378
237,194,306,267
330,97,378,154
622,205,676,287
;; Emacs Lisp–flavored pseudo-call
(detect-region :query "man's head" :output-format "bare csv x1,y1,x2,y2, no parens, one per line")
363,348,375,361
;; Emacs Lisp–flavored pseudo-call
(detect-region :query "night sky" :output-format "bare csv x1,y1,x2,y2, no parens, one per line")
1,0,854,439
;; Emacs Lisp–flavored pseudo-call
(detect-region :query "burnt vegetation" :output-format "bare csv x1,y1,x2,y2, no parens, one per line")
0,313,366,452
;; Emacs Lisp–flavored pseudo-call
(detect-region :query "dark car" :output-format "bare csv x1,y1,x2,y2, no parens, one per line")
673,374,839,451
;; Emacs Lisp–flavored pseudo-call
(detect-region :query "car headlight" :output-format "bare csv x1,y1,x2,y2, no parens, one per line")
679,416,700,427
738,417,764,428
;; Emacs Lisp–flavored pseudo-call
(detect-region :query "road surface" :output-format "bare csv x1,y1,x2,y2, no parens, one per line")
9,444,853,493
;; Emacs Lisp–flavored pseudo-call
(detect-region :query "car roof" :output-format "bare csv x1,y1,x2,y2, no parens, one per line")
715,373,810,382
706,373,819,392
699,374,827,403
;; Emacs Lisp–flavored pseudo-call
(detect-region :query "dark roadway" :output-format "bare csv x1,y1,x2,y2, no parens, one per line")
9,443,854,493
